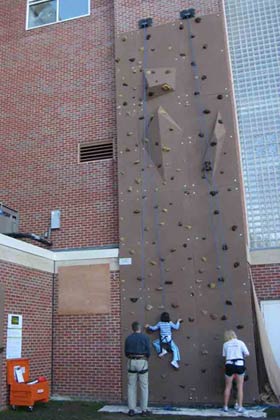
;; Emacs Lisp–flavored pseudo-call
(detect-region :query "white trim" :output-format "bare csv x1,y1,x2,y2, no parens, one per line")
26,0,90,31
248,248,280,265
0,233,119,273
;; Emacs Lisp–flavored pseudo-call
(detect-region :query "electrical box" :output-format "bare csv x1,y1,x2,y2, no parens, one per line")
0,204,19,234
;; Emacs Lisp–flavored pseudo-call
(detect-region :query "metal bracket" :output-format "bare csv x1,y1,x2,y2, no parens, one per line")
180,9,196,20
138,18,153,29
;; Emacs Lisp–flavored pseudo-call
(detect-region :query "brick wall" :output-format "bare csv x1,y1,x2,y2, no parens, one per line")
0,0,118,250
251,264,280,301
52,271,122,401
0,260,53,409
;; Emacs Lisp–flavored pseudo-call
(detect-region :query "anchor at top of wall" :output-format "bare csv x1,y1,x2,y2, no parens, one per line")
138,18,153,29
180,9,196,20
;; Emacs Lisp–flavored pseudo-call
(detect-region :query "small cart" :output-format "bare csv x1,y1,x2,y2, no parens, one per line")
7,358,49,411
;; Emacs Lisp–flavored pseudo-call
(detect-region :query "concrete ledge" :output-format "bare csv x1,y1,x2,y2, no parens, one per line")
99,405,266,418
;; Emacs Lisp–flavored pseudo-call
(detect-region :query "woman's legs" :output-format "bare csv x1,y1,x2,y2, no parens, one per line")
236,374,245,408
224,374,234,408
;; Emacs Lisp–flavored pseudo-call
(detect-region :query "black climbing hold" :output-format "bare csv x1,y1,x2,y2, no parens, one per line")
201,369,207,373
179,23,184,30
221,315,227,321
191,61,196,66
202,237,206,241
195,17,202,23
179,384,186,389
198,132,204,138
170,248,176,253
165,281,173,285
171,303,179,308
231,225,238,231
139,116,144,120
227,188,232,192
210,141,217,147
218,277,225,282
137,276,142,281
234,262,240,268
188,317,195,322
194,91,200,96
146,34,151,40
178,221,183,227
190,34,195,39
183,243,187,248
187,257,192,261
202,161,212,172
213,210,219,215
148,92,154,97
180,8,195,19
123,102,128,106
217,94,223,100
180,53,186,57
201,75,207,80
202,44,208,49
203,109,211,114
222,244,228,251
236,324,244,330
129,58,135,62
138,17,153,29
170,176,175,180
160,257,165,262
210,190,218,196
130,298,138,303
220,171,224,174
122,82,128,87
218,119,223,124
225,300,232,306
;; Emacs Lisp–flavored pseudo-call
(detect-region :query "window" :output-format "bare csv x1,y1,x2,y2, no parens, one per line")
225,0,280,249
27,0,90,29
261,300,280,367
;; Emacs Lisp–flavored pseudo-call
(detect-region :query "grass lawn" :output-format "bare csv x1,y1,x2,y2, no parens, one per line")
0,401,279,420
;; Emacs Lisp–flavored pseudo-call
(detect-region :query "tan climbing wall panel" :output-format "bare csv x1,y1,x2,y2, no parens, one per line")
116,13,258,404
58,265,110,315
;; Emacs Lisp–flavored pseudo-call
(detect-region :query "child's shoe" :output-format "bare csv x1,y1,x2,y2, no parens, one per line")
158,349,168,357
171,360,179,369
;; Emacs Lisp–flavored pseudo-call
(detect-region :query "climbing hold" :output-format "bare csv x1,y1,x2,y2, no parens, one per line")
170,248,176,253
139,46,144,52
161,373,167,379
198,269,204,274
125,147,131,152
210,313,218,320
194,91,200,96
217,94,223,100
165,280,173,285
201,75,207,80
213,210,220,215
133,209,141,214
146,34,151,40
231,225,238,231
165,268,170,272
210,141,217,147
159,222,165,226
203,109,211,114
155,286,163,291
218,119,223,124
129,58,135,62
178,221,183,227
115,57,120,63
145,304,153,311
179,23,184,30
190,61,196,66
234,262,240,268
162,146,171,152
225,300,232,306
201,256,207,262
201,369,207,373
162,208,168,213
185,225,192,230
127,131,133,136
208,282,216,289
137,276,142,281
236,325,244,330
121,36,127,42
201,310,208,316
144,227,149,232
161,83,172,92
198,132,204,138
188,317,195,323
183,243,187,248
127,187,133,192
133,160,140,165
201,350,208,356
129,249,135,255
149,260,157,266
222,244,228,250
210,190,218,196
158,305,165,309
171,303,179,308
179,385,186,389
195,17,201,23
134,178,141,184
130,298,138,303
218,277,225,282
202,44,208,49
160,257,165,262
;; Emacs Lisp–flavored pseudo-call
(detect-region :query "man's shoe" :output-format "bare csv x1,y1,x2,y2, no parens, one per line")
141,410,152,417
128,409,135,417
171,360,179,369
158,349,168,357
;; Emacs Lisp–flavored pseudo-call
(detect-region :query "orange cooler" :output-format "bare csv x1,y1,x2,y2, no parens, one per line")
7,358,49,411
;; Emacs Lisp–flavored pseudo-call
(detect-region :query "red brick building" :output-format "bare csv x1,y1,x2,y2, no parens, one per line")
0,0,279,409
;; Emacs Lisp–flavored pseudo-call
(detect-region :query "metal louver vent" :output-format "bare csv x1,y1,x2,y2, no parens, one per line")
79,142,113,162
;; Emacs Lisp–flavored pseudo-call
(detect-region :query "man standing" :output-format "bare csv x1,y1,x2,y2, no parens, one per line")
125,321,151,417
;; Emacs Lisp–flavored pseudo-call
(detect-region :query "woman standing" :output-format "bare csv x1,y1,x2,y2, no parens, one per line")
222,330,250,413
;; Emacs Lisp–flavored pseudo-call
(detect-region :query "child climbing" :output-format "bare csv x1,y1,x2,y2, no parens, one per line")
146,312,182,369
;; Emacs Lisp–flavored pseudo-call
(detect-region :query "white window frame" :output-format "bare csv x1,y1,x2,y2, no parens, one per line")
26,0,90,30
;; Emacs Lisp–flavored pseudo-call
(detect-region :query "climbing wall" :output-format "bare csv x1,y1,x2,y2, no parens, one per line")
115,13,259,404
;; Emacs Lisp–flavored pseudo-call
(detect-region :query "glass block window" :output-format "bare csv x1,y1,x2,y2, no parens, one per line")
225,0,280,249
27,0,90,29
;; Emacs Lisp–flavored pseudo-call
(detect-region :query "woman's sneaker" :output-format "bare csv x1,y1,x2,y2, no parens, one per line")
237,407,246,414
234,402,239,410
158,349,168,357
223,406,229,412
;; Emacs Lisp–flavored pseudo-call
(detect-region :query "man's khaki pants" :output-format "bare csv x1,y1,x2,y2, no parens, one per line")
127,359,148,411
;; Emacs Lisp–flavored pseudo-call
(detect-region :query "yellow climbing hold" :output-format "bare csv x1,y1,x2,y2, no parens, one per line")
162,146,171,152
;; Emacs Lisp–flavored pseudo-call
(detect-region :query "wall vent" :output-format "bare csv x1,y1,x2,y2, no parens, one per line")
79,142,113,163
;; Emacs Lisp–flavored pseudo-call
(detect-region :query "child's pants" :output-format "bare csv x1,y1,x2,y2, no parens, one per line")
153,338,180,362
